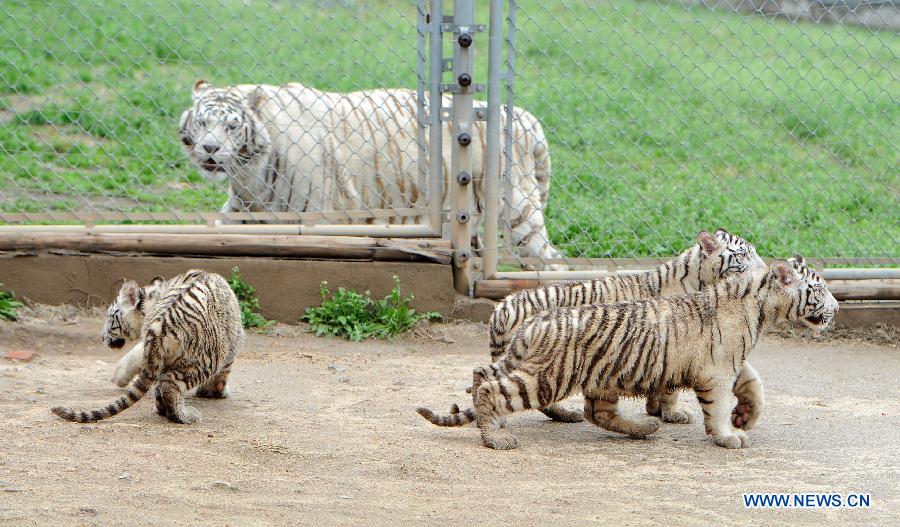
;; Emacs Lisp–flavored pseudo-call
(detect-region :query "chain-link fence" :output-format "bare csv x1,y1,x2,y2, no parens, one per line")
488,0,898,274
0,0,448,234
1,0,897,273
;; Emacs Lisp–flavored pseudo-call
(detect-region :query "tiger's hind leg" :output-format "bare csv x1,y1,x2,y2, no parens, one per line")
585,394,661,438
474,369,545,450
472,365,508,428
646,390,692,424
195,362,233,399
157,368,206,424
540,403,584,423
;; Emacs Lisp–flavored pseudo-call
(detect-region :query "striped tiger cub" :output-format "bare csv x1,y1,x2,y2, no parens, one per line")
487,228,765,424
52,270,244,424
418,257,837,449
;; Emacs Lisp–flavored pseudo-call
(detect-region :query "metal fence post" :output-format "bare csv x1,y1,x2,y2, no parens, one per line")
427,0,445,232
447,0,476,294
482,0,503,280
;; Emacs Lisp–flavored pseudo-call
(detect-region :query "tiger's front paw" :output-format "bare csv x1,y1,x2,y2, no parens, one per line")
661,408,693,424
713,430,751,449
111,367,133,388
627,417,662,438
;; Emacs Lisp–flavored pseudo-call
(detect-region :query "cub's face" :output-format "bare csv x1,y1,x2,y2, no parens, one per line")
697,228,765,285
785,256,839,330
101,277,164,348
178,82,268,182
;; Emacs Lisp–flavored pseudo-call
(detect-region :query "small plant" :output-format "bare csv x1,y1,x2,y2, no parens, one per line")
304,276,440,341
228,267,275,329
0,284,24,321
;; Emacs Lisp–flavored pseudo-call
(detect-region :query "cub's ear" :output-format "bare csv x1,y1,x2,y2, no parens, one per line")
788,254,805,268
771,260,798,290
118,280,141,308
697,230,721,257
714,227,730,236
150,276,165,287
246,86,267,113
193,79,210,98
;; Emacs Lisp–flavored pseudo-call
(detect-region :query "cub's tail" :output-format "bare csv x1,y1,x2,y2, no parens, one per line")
52,334,162,423
416,403,476,427
51,372,154,423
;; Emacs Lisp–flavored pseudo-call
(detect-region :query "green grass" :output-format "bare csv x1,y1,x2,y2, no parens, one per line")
304,276,441,341
0,0,896,259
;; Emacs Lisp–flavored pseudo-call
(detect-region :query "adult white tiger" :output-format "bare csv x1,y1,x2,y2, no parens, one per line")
179,80,566,268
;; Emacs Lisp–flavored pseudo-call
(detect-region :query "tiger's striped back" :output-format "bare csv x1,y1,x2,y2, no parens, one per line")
488,229,763,360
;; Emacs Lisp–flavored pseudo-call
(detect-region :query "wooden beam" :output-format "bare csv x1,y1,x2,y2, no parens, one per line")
0,233,452,265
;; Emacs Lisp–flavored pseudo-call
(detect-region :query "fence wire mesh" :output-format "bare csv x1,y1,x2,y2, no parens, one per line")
0,0,897,268
492,0,898,269
0,0,441,226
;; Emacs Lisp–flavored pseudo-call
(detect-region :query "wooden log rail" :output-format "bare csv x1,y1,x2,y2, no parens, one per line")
0,233,453,265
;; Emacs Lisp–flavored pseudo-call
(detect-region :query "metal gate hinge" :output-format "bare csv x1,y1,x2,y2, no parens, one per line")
441,23,486,33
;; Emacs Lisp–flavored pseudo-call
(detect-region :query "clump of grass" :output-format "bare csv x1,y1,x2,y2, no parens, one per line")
0,284,24,321
304,276,441,342
228,267,275,329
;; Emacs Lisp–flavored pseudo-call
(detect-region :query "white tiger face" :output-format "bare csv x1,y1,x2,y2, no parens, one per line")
179,81,270,182
101,277,165,349
783,255,839,329
697,228,765,284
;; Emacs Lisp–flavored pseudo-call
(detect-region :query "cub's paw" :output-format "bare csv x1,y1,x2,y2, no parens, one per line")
196,381,229,399
713,431,751,449
732,398,761,430
169,405,202,425
661,408,693,425
541,404,585,423
111,364,135,388
627,417,662,438
481,430,519,450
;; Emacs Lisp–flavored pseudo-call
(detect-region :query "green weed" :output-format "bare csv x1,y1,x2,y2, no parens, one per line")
304,276,440,342
0,284,24,321
228,267,275,330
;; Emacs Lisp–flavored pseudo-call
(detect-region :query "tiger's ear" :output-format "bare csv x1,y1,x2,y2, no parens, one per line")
771,260,798,290
697,230,721,257
788,254,805,268
149,275,165,287
118,280,141,308
246,86,268,114
714,227,730,236
193,79,210,99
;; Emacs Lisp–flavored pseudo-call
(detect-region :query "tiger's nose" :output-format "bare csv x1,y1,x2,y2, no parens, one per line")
202,144,220,154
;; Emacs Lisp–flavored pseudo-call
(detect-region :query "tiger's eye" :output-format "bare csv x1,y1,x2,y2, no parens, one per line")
181,136,193,146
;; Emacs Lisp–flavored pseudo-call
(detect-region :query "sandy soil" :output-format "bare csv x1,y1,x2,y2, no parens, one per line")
1,308,898,526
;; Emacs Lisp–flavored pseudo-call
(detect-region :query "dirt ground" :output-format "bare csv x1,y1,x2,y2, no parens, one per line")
1,307,898,526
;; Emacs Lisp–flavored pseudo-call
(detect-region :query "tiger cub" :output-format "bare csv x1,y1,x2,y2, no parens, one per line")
52,270,244,424
418,257,837,449
487,228,766,425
